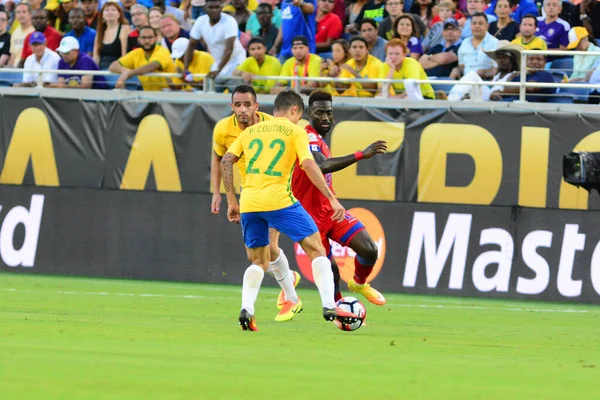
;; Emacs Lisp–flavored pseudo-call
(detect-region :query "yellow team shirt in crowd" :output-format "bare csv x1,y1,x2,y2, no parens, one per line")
223,0,258,13
279,54,322,88
118,46,175,91
213,111,273,186
511,36,548,50
236,55,282,93
379,57,435,99
338,55,382,97
172,50,214,90
228,117,314,213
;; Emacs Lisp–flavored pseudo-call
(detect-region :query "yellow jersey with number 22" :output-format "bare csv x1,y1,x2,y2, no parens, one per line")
228,117,314,213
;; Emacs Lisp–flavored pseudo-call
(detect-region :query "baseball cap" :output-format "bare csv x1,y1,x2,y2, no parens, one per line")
443,18,459,29
566,26,589,50
171,37,189,59
29,32,46,45
56,36,80,53
291,35,309,47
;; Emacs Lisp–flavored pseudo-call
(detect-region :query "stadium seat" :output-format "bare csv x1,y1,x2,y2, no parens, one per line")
548,57,574,77
558,85,590,102
548,93,574,103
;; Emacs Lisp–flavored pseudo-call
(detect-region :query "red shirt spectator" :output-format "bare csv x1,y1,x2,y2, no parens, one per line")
316,0,343,52
21,26,62,60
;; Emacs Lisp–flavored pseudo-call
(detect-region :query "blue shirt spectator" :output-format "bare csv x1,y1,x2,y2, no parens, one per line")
279,0,317,59
462,14,497,39
536,16,570,49
65,26,96,55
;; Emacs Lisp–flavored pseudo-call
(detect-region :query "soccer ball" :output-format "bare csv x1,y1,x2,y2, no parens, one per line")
334,296,367,331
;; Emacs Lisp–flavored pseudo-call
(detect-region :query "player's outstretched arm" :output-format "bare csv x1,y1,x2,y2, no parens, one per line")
210,151,223,214
316,140,387,174
220,152,241,223
301,158,346,222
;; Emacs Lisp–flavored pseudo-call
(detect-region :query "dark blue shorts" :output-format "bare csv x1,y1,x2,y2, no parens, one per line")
241,203,319,248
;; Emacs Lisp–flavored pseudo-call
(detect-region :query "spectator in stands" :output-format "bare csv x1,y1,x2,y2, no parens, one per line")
121,0,136,24
319,37,349,93
537,0,570,49
246,0,281,34
14,32,61,86
379,0,403,40
49,36,106,88
247,3,279,52
159,14,189,52
454,12,499,79
93,1,130,69
567,26,600,82
345,0,368,35
272,0,316,59
8,3,34,67
409,0,435,28
226,0,252,32
361,18,386,61
81,0,99,30
498,51,555,102
109,25,175,90
336,36,381,96
186,0,246,89
462,0,496,39
448,40,519,100
511,14,547,50
579,0,600,41
169,37,214,90
378,38,435,98
430,0,465,27
20,9,62,67
148,7,163,43
47,0,76,34
422,1,455,51
489,0,519,41
485,0,537,24
316,0,343,53
27,0,43,12
0,9,10,67
128,4,149,52
271,34,321,94
151,0,187,29
393,14,422,59
64,8,96,56
356,0,388,26
246,0,282,37
419,18,461,77
233,37,281,92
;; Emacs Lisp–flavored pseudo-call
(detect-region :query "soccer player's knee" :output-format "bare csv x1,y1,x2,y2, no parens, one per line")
360,239,379,265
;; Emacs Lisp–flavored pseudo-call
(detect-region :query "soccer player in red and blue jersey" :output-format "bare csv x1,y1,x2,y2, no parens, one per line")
290,90,388,305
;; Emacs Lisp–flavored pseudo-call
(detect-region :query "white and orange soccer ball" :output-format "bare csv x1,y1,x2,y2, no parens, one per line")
334,296,367,331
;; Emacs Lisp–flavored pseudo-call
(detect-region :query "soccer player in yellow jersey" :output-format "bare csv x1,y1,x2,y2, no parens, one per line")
221,90,360,331
211,85,302,316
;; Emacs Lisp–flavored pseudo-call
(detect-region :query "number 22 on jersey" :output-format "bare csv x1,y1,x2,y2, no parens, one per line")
246,138,286,177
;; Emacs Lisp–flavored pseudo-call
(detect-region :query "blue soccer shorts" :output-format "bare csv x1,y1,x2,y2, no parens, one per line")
241,203,319,248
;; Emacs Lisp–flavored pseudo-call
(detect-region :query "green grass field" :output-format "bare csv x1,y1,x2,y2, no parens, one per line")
1,273,598,399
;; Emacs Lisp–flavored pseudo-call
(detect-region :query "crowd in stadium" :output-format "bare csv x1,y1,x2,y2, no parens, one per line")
0,0,599,101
